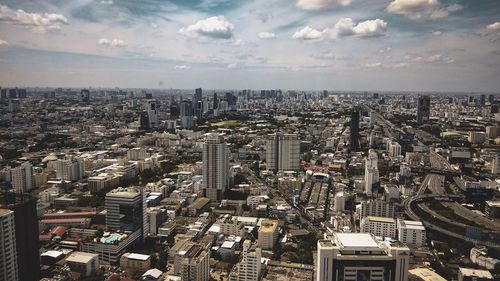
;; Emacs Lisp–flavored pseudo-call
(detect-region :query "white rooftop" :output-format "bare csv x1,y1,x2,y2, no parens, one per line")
335,233,380,250
127,253,150,261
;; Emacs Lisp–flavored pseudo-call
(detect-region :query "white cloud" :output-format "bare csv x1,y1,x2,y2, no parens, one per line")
387,0,462,20
292,26,324,40
227,63,240,69
403,53,454,64
174,65,190,70
98,38,127,48
486,22,500,32
432,31,442,36
0,39,8,45
257,32,276,39
179,16,234,39
100,0,114,5
296,0,351,11
0,4,68,32
293,18,387,41
365,62,382,68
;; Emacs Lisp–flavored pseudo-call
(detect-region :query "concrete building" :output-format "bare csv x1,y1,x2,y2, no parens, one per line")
492,155,498,175
202,134,229,202
11,162,32,193
350,110,360,151
416,95,430,124
105,187,148,240
54,156,85,181
128,148,149,161
65,251,99,277
389,142,402,158
0,209,18,281
360,200,394,219
468,131,486,144
333,191,345,212
179,245,210,281
258,219,279,250
361,216,396,239
409,268,446,281
458,268,493,281
266,133,300,172
317,233,410,281
397,220,426,247
364,149,379,196
120,252,151,271
229,240,261,281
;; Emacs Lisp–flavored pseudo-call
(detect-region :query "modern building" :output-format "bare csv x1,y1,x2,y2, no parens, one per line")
65,251,99,277
416,95,430,124
389,142,402,158
317,233,410,281
144,99,159,128
202,133,229,202
105,187,148,240
266,133,300,172
180,100,194,129
0,209,18,281
333,191,345,212
258,219,279,250
360,216,396,239
397,219,426,247
11,162,32,194
364,149,379,196
120,252,151,271
229,240,262,281
349,110,360,151
54,156,85,181
128,148,149,161
360,200,394,219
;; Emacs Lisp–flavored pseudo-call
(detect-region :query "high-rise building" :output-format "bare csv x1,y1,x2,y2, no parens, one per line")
144,99,159,128
333,191,345,212
317,233,410,281
416,96,430,124
54,156,85,182
258,219,279,250
397,219,426,247
266,133,300,172
365,149,379,196
350,110,360,151
361,216,397,239
179,245,209,281
360,200,394,219
180,100,194,129
492,155,498,175
8,99,21,113
0,209,19,281
81,89,90,102
202,134,229,201
0,194,40,281
389,142,402,157
11,162,32,194
229,240,261,281
105,187,148,240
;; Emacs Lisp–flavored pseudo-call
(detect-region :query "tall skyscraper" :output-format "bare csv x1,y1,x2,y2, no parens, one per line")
266,133,300,172
105,187,148,240
350,110,360,151
0,209,19,281
202,134,229,202
416,96,430,124
194,88,203,120
180,100,194,129
0,194,40,281
492,155,499,175
317,233,410,281
365,149,379,196
144,99,159,128
54,156,85,182
11,162,32,194
81,89,90,102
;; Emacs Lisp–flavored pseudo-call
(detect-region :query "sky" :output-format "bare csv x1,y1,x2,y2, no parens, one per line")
0,0,499,92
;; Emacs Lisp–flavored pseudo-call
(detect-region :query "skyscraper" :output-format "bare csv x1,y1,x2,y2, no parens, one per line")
194,88,203,120
81,89,90,102
202,133,229,202
144,99,159,128
105,187,148,240
266,133,300,172
365,149,379,196
350,110,360,151
416,96,430,124
0,209,19,281
180,100,194,129
11,162,32,194
0,194,40,281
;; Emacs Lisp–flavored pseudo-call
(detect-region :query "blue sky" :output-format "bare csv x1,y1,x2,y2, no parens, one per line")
0,0,499,91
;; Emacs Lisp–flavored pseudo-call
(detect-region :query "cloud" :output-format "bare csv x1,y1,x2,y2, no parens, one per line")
292,26,324,40
0,39,8,45
179,16,234,39
486,22,500,32
387,0,462,20
98,38,127,48
432,31,442,36
403,53,454,64
100,0,113,5
292,18,387,41
174,65,190,70
312,51,335,59
257,32,276,39
365,62,382,68
296,0,351,11
0,4,68,32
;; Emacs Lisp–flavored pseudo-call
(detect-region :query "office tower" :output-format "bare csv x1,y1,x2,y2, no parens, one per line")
180,100,194,129
213,93,219,109
364,149,379,196
397,219,426,247
170,103,180,119
8,89,17,98
258,219,279,250
54,156,85,182
11,162,32,194
266,133,300,172
8,99,21,113
139,111,150,130
229,240,261,281
202,134,229,201
0,194,40,281
492,155,498,175
81,89,90,102
349,110,360,151
179,245,210,281
194,88,203,120
144,99,159,128
416,96,430,124
105,187,148,239
317,233,410,281
0,209,19,281
369,110,376,128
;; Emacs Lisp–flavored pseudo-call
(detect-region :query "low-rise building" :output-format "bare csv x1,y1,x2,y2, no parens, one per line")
65,251,100,277
120,252,151,271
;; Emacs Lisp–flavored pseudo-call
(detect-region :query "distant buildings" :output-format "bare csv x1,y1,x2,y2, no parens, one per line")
416,96,430,124
317,233,410,281
54,156,85,181
0,209,18,281
202,134,229,202
266,133,300,172
11,162,32,194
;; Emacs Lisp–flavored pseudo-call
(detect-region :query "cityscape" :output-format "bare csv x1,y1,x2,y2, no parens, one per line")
1,1,500,281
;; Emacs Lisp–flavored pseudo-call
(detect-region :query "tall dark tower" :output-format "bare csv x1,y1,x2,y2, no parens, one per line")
0,193,40,281
416,95,430,124
213,93,218,110
350,110,360,151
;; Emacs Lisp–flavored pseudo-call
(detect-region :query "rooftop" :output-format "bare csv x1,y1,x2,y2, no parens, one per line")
66,251,98,264
409,267,447,281
259,219,278,233
335,233,381,250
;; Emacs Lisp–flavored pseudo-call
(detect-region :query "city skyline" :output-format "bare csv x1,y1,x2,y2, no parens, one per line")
0,0,499,92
